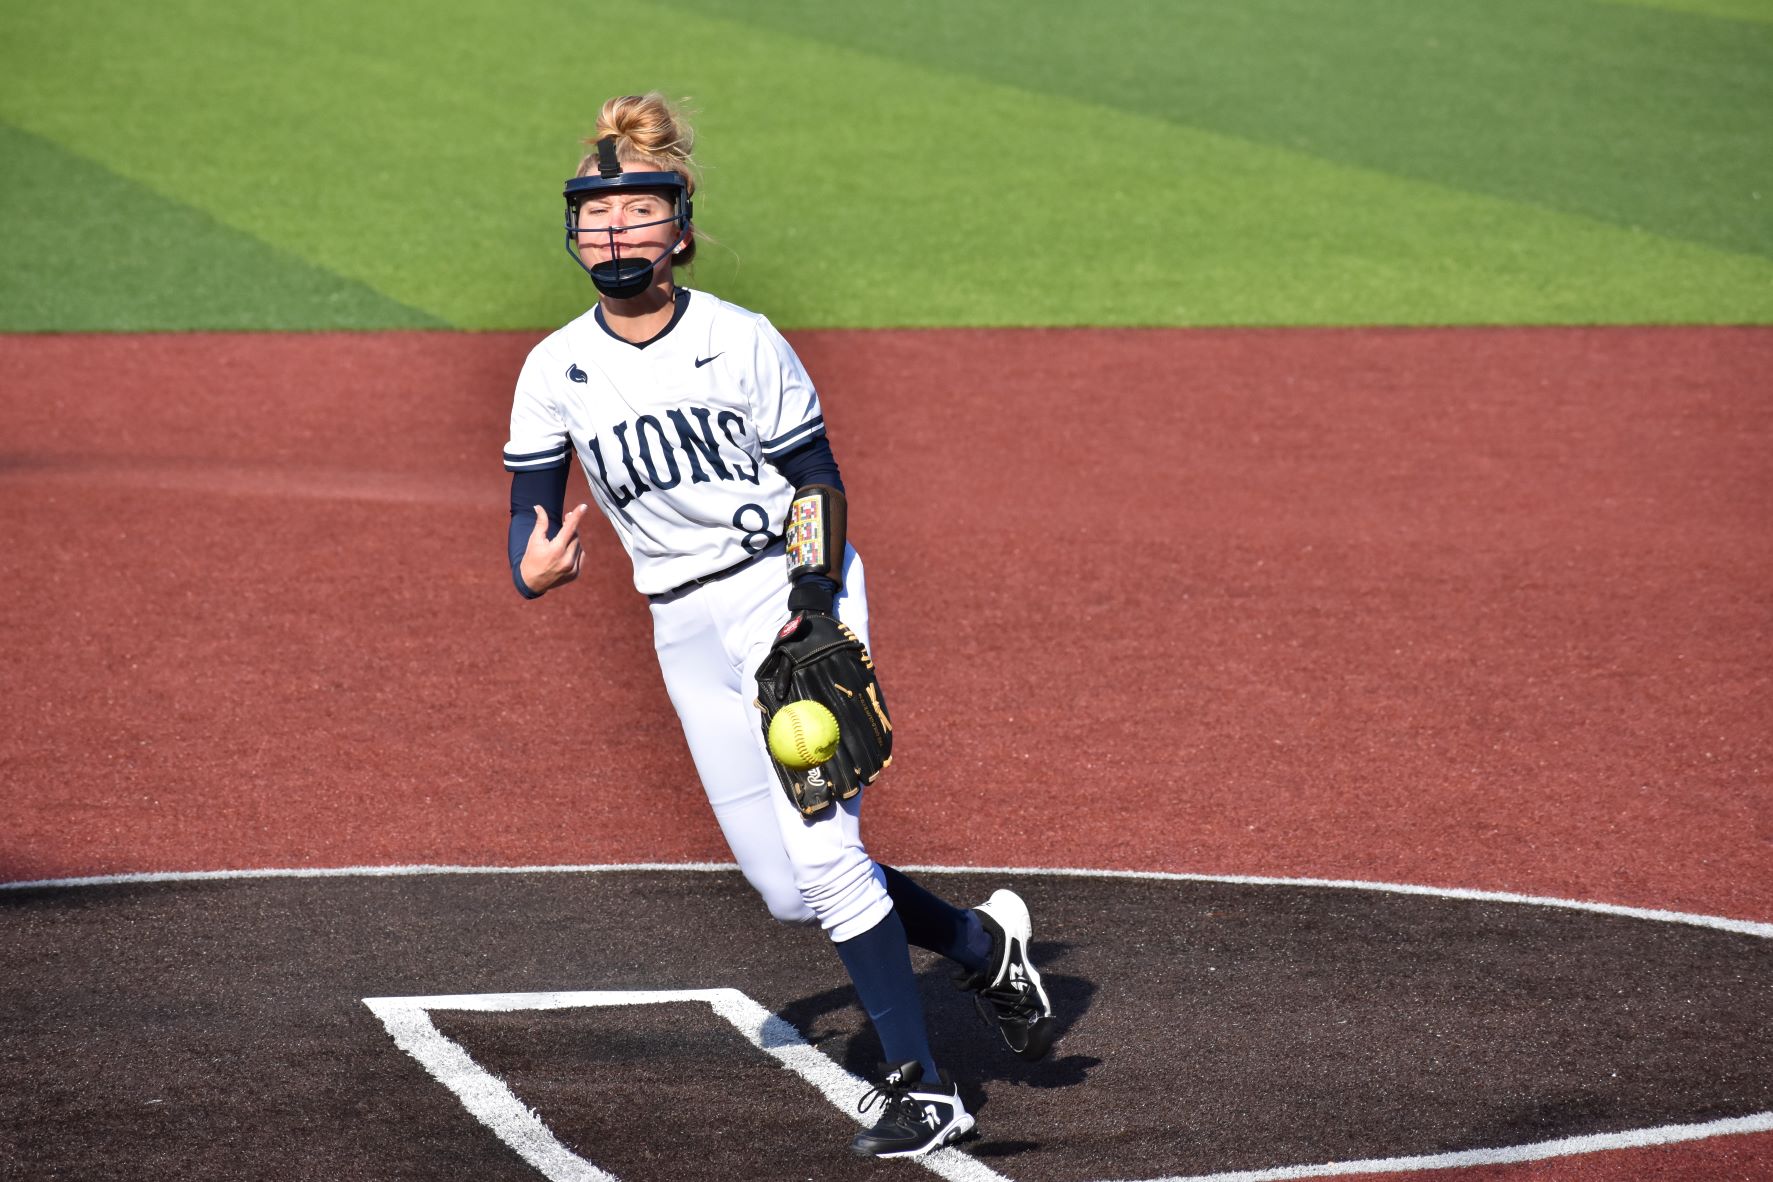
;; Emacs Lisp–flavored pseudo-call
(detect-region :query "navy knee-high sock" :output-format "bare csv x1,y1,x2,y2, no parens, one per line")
833,908,941,1084
879,864,992,974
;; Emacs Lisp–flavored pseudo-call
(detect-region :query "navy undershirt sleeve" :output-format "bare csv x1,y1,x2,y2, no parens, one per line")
508,463,570,599
770,434,844,494
769,436,845,613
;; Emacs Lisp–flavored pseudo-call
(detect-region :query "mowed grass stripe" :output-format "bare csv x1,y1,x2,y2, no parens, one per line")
679,52,1773,328
0,0,570,331
1598,0,1773,23
0,125,441,332
3,0,1771,329
660,0,1773,262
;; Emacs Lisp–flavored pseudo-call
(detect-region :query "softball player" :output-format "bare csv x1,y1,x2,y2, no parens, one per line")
503,94,1056,1159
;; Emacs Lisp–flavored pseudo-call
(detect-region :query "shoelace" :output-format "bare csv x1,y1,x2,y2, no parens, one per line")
857,1077,917,1121
973,976,1041,1028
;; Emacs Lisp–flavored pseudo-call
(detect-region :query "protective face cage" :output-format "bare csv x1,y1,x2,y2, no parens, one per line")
563,135,694,300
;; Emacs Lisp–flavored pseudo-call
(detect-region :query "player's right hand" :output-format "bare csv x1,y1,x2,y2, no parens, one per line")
518,503,588,595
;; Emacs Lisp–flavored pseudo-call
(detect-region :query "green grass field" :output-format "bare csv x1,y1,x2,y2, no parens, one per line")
2,0,1769,330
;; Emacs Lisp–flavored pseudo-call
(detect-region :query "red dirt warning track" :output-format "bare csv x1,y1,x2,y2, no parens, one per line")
1,326,1769,1179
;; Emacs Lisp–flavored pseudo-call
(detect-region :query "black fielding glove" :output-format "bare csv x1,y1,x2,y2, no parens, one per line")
755,612,893,815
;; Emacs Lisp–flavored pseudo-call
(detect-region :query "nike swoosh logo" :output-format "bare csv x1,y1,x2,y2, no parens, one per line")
695,353,723,368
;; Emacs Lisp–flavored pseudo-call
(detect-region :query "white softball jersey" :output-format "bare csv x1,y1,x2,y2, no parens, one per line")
503,288,825,596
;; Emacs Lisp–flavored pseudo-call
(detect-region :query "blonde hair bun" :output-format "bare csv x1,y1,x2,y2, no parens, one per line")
582,92,698,194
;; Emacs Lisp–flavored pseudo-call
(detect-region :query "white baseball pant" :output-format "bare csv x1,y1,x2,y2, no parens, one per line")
648,543,892,943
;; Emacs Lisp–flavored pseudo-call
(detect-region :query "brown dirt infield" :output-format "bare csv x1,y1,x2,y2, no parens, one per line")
1,325,1769,1179
4,869,1769,1181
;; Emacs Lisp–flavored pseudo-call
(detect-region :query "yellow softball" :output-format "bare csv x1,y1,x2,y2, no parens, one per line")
768,700,841,771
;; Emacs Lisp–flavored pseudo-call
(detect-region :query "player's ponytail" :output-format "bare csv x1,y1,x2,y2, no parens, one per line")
581,93,700,268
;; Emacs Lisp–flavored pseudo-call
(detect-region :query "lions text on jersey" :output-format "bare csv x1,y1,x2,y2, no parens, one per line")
503,288,825,596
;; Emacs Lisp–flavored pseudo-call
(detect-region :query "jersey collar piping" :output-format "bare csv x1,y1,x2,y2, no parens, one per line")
593,287,692,350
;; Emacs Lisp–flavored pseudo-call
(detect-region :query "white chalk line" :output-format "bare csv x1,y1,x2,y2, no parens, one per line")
13,861,1773,1178
0,861,739,892
369,999,613,1182
363,985,1773,1182
362,988,1010,1182
908,865,1773,941
1105,1112,1773,1182
6,859,1769,940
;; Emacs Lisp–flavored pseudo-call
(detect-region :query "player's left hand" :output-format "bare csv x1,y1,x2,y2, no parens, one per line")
519,502,588,595
756,612,893,815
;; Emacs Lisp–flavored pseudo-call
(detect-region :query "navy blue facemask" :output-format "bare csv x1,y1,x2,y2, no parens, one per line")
562,137,694,300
